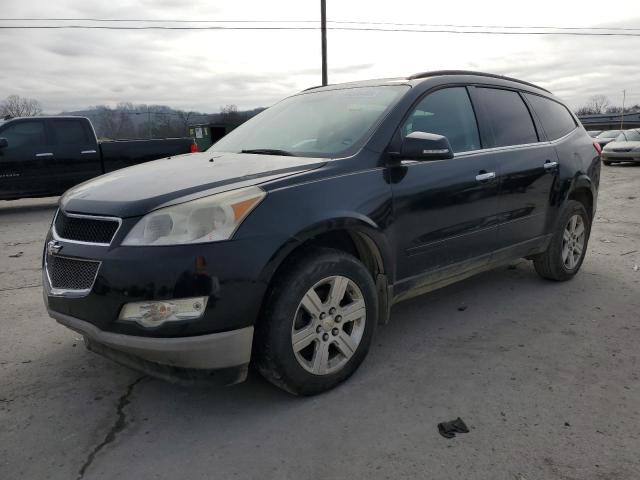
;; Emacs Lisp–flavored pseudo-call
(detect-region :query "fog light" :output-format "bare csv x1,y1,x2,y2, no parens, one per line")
118,297,208,328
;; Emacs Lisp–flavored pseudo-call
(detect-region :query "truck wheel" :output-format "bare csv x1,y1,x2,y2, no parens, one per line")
533,200,591,281
255,247,377,395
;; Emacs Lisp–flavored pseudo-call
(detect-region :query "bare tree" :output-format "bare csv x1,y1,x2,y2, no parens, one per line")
1,95,43,117
586,95,610,114
176,110,195,135
220,104,240,124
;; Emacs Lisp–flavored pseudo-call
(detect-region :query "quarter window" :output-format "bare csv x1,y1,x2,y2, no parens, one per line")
402,87,481,153
524,94,577,140
477,88,538,147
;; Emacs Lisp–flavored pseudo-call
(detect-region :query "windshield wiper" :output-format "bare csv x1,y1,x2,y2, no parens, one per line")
240,149,296,156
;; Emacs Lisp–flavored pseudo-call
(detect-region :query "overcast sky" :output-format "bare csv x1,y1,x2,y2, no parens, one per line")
1,0,639,113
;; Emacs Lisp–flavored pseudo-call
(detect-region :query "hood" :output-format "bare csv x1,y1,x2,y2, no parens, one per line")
60,151,326,217
603,140,640,151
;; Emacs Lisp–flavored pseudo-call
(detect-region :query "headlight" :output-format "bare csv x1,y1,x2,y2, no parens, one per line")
122,186,266,246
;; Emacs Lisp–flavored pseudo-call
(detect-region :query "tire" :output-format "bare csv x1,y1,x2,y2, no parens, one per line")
254,247,377,395
603,160,612,166
533,200,591,281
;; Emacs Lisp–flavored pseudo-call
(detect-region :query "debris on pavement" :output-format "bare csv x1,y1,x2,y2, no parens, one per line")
457,305,468,312
8,252,23,258
438,417,470,438
620,250,637,256
633,265,639,272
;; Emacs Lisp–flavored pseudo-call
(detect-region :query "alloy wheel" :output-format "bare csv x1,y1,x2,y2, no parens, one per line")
291,275,366,375
562,214,586,270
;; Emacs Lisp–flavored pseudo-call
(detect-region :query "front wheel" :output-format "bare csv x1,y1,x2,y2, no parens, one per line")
533,200,591,281
255,248,377,395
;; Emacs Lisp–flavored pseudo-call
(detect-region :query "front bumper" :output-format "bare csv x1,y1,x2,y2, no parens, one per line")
601,151,640,162
50,309,254,384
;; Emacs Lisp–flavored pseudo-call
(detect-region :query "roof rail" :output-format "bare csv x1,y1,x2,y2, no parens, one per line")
407,70,550,93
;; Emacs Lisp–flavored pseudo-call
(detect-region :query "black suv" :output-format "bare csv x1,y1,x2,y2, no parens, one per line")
44,71,600,395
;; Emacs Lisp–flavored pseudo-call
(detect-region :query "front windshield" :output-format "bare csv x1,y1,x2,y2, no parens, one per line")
597,130,621,139
210,85,409,158
615,130,640,142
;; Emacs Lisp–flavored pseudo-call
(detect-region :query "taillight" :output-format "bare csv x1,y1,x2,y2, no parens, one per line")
593,142,602,155
190,142,199,153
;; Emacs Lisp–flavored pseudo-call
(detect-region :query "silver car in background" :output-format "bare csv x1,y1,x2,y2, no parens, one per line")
601,129,640,165
594,129,622,148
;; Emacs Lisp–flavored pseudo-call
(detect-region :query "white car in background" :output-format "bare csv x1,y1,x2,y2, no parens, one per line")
601,129,640,165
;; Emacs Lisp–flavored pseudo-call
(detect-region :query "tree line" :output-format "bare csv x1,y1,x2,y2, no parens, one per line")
575,95,640,116
1,95,264,139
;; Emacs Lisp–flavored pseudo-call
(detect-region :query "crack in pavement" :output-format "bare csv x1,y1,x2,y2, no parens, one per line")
0,283,42,292
76,376,146,479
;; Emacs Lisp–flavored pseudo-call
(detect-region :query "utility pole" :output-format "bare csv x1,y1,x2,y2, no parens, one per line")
620,89,626,130
147,106,152,139
321,0,328,86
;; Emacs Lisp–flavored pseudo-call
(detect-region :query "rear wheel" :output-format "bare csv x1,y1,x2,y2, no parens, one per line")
533,200,591,281
603,160,613,166
255,248,377,395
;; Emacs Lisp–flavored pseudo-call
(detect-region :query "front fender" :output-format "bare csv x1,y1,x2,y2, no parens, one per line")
257,215,395,287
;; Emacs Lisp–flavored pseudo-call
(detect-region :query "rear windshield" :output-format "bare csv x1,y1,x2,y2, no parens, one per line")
210,85,409,158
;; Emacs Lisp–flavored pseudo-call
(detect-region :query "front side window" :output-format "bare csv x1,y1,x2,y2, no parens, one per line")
524,94,576,141
210,85,408,158
0,121,46,149
477,88,538,147
402,87,481,153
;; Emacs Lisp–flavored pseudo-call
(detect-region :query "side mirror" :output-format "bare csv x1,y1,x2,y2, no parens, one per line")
0,138,7,149
400,131,454,161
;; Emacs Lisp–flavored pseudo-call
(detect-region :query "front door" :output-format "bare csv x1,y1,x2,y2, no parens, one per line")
0,118,53,199
389,86,502,286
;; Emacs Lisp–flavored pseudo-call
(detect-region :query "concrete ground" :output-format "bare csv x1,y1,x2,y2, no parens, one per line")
1,165,639,480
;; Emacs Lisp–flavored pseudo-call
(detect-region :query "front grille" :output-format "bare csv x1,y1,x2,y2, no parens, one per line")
613,148,632,153
46,255,100,291
54,211,120,244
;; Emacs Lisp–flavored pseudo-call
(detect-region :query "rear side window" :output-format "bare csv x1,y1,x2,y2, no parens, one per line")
0,121,47,148
402,87,481,153
51,119,91,145
524,94,577,140
476,88,538,147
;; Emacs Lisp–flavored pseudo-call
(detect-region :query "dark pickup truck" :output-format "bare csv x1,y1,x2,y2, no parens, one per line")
0,116,196,200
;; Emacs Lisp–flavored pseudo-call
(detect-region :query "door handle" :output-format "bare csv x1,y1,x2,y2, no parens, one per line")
543,161,559,170
35,152,53,157
475,171,496,182
81,150,97,154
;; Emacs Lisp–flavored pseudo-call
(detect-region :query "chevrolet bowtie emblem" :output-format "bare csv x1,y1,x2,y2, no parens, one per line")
47,240,63,256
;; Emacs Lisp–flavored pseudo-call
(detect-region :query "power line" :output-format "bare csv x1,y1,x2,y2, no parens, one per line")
1,18,639,32
1,25,640,36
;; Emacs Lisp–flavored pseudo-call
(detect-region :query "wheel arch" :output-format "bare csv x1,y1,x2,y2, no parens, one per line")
258,216,394,325
567,175,595,219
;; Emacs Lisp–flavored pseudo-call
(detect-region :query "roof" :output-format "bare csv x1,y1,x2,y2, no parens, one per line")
2,115,88,122
301,70,550,96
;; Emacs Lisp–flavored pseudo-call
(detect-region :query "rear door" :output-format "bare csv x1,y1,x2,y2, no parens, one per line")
0,118,53,198
472,87,559,255
390,86,502,284
49,118,101,191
